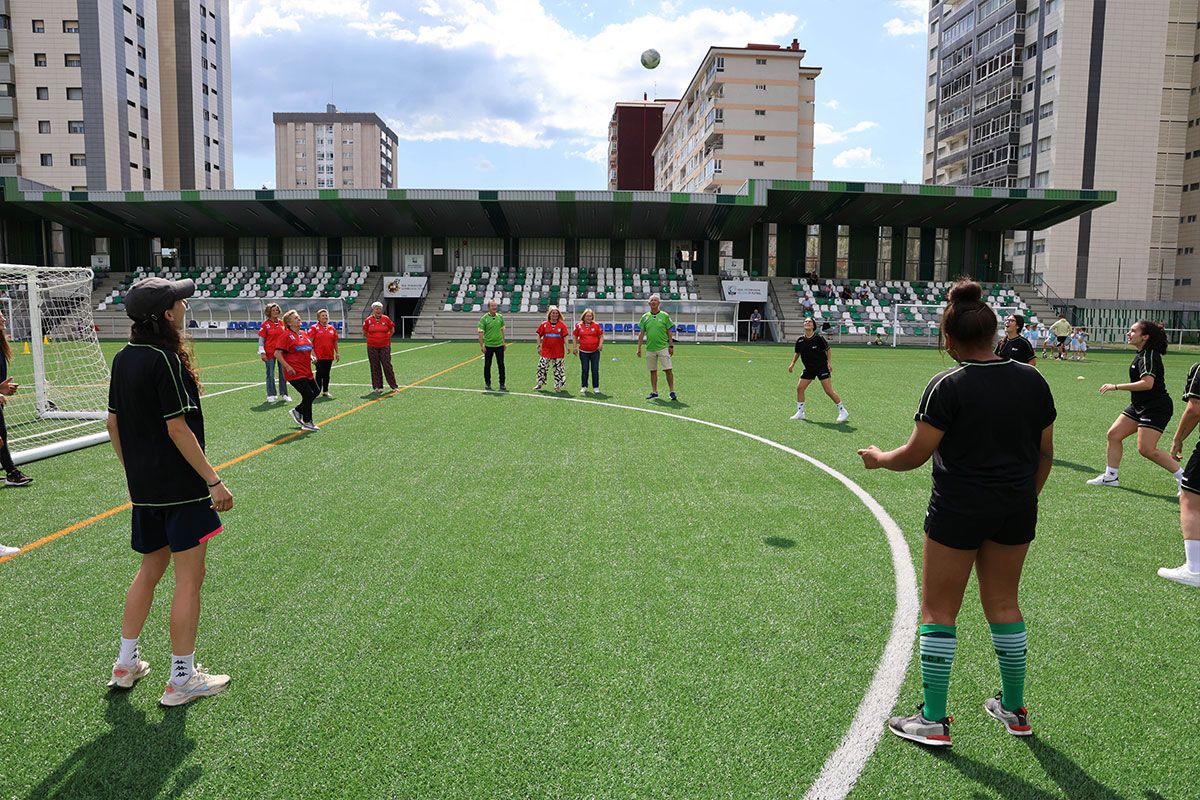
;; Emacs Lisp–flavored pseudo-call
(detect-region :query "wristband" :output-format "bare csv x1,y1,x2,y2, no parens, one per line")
207,478,223,488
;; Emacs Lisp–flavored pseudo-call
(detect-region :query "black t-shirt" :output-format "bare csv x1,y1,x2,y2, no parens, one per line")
995,335,1036,364
107,343,208,506
915,359,1056,514
1129,348,1169,408
794,334,829,370
1182,363,1200,402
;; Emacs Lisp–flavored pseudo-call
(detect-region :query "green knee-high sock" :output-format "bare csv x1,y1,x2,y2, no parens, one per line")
990,621,1028,711
919,623,957,721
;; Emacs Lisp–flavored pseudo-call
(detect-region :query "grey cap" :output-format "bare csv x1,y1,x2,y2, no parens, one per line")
124,277,195,322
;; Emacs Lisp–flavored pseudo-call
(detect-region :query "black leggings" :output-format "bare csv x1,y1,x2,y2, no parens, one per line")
288,378,320,424
0,405,14,472
315,359,333,393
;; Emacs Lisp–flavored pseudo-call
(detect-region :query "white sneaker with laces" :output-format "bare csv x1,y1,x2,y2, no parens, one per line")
159,664,230,707
1157,564,1200,587
301,422,320,432
1086,474,1119,487
790,410,805,421
266,395,276,403
107,659,151,689
581,387,589,395
0,544,19,557
837,408,850,423
281,394,292,402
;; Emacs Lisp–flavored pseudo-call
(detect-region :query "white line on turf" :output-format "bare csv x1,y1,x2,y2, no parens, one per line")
197,343,451,394
400,385,919,800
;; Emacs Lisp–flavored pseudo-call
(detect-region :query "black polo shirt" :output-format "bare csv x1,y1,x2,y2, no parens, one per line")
1129,348,1169,408
107,343,208,506
794,334,829,371
995,335,1036,364
915,359,1056,514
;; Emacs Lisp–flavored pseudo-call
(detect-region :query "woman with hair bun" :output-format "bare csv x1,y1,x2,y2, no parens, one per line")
858,279,1056,748
1087,320,1183,490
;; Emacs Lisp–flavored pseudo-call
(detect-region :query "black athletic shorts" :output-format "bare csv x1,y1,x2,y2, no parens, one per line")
924,503,1037,550
1121,398,1173,433
131,500,223,554
800,367,831,381
1182,446,1200,497
1057,335,1070,345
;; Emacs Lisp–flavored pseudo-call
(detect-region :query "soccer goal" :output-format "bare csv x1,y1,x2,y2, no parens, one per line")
889,303,1023,347
0,265,111,465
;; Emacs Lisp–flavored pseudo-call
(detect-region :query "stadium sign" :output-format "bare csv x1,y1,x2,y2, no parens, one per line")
721,280,769,302
383,275,428,298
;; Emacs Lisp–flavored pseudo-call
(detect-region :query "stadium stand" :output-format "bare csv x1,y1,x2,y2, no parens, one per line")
440,265,700,314
95,265,370,311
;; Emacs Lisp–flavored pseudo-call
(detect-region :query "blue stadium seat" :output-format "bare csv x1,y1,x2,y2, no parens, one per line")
603,323,613,333
685,324,696,333
623,323,634,333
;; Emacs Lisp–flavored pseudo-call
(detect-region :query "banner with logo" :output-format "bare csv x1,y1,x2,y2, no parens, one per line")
383,275,428,298
721,280,769,302
403,254,426,272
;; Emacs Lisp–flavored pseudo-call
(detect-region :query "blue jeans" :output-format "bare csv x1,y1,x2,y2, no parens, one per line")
265,359,286,397
579,350,600,389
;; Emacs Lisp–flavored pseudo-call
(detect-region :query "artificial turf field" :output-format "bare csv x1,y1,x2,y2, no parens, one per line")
1,338,1196,800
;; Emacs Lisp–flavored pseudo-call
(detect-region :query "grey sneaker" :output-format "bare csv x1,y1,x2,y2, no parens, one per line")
290,408,303,427
888,704,952,747
984,694,1032,736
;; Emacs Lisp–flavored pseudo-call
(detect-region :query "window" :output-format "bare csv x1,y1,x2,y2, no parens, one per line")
1038,136,1051,153
202,57,208,69
1046,0,1058,13
68,120,84,134
36,87,49,100
297,152,306,159
123,4,132,12
138,76,147,89
342,165,353,172
753,160,764,166
1044,30,1058,50
1019,143,1032,160
34,53,47,67
1043,67,1056,85
32,19,45,33
40,154,52,166
929,73,937,87
38,120,51,134
137,45,146,59
754,109,766,116
65,86,82,100
943,14,974,45
136,14,144,28
142,136,150,150
754,58,767,65
127,100,136,108
976,0,1005,23
976,48,1015,82
205,161,212,172
754,135,766,141
929,46,938,61
755,84,767,90
1035,171,1049,188
63,20,80,33
129,161,138,170
296,165,306,172
143,167,151,179
1025,43,1037,60
70,153,85,166
1023,109,1035,126
129,130,138,139
140,106,148,119
65,53,81,67
200,4,207,15
125,36,133,46
1039,101,1054,119
343,180,354,187
201,31,208,43
204,135,210,146
975,14,1017,52
342,138,354,145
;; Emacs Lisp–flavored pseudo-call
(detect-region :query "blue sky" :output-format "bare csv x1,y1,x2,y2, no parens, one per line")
228,0,929,190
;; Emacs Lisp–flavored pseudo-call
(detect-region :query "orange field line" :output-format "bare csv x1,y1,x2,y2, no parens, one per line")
0,354,481,565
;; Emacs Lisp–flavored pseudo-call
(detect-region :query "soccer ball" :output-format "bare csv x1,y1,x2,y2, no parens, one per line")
641,49,661,69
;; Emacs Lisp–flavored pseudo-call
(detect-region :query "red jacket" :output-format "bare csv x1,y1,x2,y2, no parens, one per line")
362,314,394,347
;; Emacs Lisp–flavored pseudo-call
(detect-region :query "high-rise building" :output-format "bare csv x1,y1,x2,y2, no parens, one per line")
273,105,398,190
0,0,232,191
923,0,1198,301
607,99,676,190
653,40,820,193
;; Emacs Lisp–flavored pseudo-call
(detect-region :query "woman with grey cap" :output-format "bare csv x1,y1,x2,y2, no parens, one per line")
105,276,232,707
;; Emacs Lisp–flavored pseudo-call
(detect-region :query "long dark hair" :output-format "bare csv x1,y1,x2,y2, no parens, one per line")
130,317,203,394
941,278,996,350
0,320,11,364
1136,320,1168,354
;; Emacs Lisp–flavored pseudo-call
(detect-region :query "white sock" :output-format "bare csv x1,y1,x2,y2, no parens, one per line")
797,402,805,411
1104,466,1119,479
117,636,139,666
838,403,847,411
170,652,195,686
1174,468,1185,480
1185,540,1200,573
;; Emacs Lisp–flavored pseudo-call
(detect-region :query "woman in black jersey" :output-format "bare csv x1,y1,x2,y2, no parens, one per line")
859,280,1055,748
787,317,849,423
995,314,1037,365
1086,320,1182,489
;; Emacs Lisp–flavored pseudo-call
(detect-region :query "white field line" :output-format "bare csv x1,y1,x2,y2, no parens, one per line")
399,384,919,800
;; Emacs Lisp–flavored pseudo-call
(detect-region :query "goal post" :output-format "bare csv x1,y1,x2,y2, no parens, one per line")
1,265,111,465
889,303,1023,348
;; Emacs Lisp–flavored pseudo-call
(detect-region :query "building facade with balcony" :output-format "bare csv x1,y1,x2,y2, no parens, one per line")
652,40,820,194
924,0,1200,301
607,99,675,190
274,105,398,190
0,0,232,191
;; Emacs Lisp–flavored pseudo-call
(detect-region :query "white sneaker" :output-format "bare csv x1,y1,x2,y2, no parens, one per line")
790,410,805,421
159,664,230,707
1157,564,1200,588
581,387,589,395
0,544,19,557
1086,474,1119,487
266,395,276,403
281,394,292,402
107,658,151,689
837,408,850,423
301,422,320,432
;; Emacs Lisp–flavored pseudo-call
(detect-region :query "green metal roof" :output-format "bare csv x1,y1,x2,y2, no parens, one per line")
0,177,1114,240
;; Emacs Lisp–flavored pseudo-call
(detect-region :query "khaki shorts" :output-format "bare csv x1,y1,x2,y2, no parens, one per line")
646,348,673,371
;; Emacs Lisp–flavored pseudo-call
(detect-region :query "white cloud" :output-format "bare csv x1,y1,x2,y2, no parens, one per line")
882,0,926,37
475,157,495,171
824,99,840,110
894,0,926,14
832,147,881,169
571,141,611,164
231,0,371,36
813,120,877,146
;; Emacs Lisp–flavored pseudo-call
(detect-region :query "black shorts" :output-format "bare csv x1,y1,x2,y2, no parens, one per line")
800,367,831,381
131,500,223,554
1181,445,1200,496
1056,335,1070,345
925,504,1037,550
1121,399,1173,433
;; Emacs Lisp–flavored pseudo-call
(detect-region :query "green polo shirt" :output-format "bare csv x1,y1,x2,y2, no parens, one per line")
640,311,673,352
478,312,505,347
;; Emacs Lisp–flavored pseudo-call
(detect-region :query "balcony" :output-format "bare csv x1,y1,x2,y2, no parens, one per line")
0,63,12,83
0,97,13,120
0,29,9,52
0,130,15,151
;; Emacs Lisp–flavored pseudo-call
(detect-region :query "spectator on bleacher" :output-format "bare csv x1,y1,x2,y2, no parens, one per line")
309,308,340,398
996,314,1037,365
807,269,820,283
1049,314,1073,360
363,302,398,393
637,294,677,402
749,307,763,342
478,300,507,392
674,249,684,270
274,310,320,432
0,308,32,487
534,306,569,392
839,285,853,302
257,303,290,404
572,308,604,394
858,286,872,302
800,295,815,313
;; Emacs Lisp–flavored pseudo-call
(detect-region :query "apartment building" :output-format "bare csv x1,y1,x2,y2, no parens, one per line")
607,99,676,190
0,0,232,191
274,105,398,190
924,0,1200,301
653,40,821,193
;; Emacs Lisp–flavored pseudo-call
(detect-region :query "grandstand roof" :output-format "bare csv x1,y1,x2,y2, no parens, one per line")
0,178,1114,240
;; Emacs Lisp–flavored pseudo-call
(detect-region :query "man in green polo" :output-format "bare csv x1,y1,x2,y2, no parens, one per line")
636,293,677,401
478,300,507,391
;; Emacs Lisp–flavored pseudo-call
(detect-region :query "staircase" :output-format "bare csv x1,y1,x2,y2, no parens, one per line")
1011,282,1057,325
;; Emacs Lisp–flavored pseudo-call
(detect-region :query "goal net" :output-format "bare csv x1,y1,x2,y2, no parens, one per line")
889,303,1023,347
0,265,110,465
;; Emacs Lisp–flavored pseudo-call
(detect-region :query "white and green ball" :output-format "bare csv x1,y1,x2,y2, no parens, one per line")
641,49,661,69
